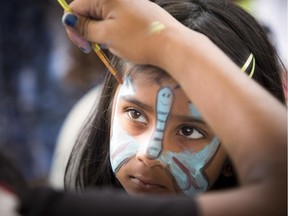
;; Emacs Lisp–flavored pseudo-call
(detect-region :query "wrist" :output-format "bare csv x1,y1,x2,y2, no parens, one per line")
144,23,181,69
149,24,208,79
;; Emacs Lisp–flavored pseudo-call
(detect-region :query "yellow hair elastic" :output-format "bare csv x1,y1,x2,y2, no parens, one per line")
57,0,123,84
241,53,255,78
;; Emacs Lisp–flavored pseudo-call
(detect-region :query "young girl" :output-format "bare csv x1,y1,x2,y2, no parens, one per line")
0,0,285,216
63,0,286,197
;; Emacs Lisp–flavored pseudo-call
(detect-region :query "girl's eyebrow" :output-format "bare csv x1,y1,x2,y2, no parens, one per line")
120,96,155,112
172,114,206,125
121,96,206,124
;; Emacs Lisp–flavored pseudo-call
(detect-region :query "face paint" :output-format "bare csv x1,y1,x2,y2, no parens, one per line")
156,103,219,196
188,103,202,119
159,137,220,196
110,77,220,196
110,76,139,172
110,80,174,171
146,87,173,159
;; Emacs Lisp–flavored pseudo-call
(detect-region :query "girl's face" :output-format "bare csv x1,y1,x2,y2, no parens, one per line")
110,71,227,197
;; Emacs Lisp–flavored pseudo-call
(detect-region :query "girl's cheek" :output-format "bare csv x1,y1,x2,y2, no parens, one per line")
110,133,139,172
160,137,220,196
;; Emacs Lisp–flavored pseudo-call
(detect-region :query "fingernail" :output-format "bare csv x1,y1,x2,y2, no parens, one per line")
79,45,92,54
62,13,78,28
99,44,108,49
68,31,92,54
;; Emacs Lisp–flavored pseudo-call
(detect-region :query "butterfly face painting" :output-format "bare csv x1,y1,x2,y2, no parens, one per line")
110,71,225,196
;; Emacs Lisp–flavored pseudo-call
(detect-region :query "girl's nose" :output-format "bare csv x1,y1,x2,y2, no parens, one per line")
135,151,164,168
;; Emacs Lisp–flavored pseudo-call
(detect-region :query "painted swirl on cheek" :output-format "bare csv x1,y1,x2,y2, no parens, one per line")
159,136,220,196
111,142,130,160
172,156,202,190
110,132,140,173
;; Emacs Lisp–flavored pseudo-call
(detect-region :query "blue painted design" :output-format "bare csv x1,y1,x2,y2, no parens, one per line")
146,87,173,159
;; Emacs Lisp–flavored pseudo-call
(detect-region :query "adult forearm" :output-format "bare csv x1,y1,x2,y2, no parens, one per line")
158,25,287,216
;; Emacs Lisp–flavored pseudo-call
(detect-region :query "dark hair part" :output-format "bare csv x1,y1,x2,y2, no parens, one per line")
64,0,286,191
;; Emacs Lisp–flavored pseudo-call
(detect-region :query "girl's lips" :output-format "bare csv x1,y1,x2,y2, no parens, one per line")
129,176,166,190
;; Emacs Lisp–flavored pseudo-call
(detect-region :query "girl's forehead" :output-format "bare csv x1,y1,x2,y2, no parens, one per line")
117,72,191,110
125,71,177,88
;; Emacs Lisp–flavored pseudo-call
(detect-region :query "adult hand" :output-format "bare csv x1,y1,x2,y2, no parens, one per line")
62,0,182,65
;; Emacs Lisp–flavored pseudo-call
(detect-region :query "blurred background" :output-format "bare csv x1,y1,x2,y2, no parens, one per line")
0,0,106,186
0,0,286,187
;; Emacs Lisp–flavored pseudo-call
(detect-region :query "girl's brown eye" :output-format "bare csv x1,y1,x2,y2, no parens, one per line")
178,126,203,139
128,109,141,119
126,108,147,124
